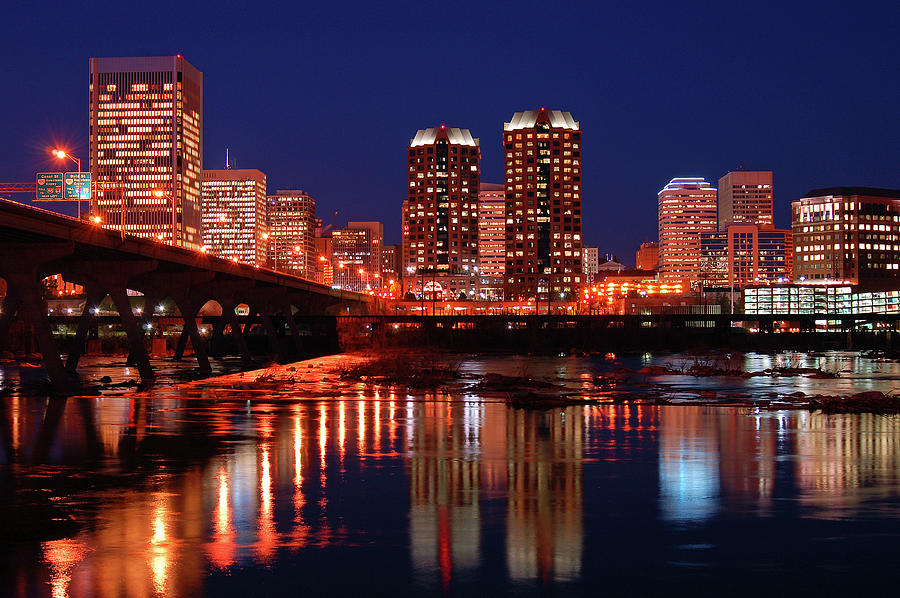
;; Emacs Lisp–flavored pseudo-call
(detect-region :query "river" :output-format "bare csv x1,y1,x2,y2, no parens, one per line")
2,352,900,596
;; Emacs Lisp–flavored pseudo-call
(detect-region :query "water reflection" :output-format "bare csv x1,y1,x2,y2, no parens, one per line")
3,357,900,596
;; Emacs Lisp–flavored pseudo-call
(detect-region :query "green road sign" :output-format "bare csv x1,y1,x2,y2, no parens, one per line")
36,172,64,200
64,172,91,200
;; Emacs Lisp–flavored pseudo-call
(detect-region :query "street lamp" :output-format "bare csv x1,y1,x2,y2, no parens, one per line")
52,149,84,220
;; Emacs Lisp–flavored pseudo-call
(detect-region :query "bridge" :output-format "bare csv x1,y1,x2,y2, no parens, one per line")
0,198,375,392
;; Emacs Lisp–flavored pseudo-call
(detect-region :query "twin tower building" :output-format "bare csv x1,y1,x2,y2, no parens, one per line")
402,109,584,301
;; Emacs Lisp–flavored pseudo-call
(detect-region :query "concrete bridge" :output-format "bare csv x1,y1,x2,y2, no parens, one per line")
0,198,375,392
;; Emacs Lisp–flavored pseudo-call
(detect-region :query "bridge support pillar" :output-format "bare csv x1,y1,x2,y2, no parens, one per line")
0,287,21,353
172,296,212,375
108,287,155,383
260,313,284,361
222,300,252,366
66,286,107,372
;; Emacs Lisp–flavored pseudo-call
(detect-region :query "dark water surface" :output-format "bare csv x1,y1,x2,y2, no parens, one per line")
2,353,900,597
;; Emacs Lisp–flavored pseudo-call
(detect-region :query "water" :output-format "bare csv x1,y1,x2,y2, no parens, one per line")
2,353,900,596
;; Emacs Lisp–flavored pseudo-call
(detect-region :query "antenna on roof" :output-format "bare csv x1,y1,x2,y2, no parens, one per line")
225,148,231,169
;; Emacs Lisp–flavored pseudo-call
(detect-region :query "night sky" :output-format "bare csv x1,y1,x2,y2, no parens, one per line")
2,1,897,263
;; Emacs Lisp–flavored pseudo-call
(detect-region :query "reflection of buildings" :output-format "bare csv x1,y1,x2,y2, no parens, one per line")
505,407,583,582
409,400,482,590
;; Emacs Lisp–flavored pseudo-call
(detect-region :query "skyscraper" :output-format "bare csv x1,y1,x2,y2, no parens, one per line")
268,190,316,278
658,177,718,288
89,56,203,248
201,169,267,265
503,109,583,302
700,224,791,287
402,126,480,276
717,170,774,230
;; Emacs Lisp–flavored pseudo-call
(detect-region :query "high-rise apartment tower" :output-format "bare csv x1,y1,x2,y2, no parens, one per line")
201,169,267,265
267,190,317,278
658,177,718,287
717,170,774,230
503,108,583,301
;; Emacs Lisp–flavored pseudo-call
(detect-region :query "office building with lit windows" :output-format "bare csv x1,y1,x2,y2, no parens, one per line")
267,190,316,278
89,55,203,248
658,177,718,288
201,169,266,265
792,187,900,289
700,224,791,287
477,182,506,278
332,221,383,291
403,126,480,283
717,170,774,230
635,241,659,271
503,108,583,301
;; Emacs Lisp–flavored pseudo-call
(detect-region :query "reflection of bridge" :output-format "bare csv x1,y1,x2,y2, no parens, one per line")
0,198,375,392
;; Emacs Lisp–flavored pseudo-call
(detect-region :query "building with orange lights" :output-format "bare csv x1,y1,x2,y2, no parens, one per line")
477,182,505,277
503,109,583,301
792,187,900,288
201,169,267,265
635,241,659,271
658,177,717,288
89,56,203,248
402,126,480,278
332,221,383,291
267,190,316,277
718,170,774,230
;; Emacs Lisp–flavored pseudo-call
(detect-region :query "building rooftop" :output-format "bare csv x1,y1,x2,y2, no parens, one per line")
504,109,579,131
803,187,900,199
658,177,716,194
479,182,504,192
409,127,478,147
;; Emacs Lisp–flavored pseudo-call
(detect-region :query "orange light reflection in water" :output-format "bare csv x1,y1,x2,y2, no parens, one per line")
208,466,235,569
148,493,171,596
254,444,277,562
43,538,90,598
338,400,346,461
358,399,366,457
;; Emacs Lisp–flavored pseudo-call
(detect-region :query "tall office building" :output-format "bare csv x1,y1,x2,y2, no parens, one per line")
89,56,203,248
201,169,267,265
403,126,480,277
477,182,506,278
635,241,659,271
792,187,900,288
718,170,774,230
268,190,316,278
503,108,583,301
381,244,401,282
658,177,718,288
332,221,383,291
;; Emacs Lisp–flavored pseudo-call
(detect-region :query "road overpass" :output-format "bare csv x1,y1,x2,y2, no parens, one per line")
0,198,375,392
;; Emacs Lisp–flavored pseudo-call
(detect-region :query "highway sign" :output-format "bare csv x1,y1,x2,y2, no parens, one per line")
36,172,64,200
64,172,91,200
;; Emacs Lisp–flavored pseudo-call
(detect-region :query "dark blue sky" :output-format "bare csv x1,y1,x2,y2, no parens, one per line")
2,0,898,262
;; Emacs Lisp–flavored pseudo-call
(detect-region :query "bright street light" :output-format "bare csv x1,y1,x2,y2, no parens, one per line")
52,148,85,219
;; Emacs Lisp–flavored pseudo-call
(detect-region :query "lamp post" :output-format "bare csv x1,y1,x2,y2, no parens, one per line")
52,149,84,220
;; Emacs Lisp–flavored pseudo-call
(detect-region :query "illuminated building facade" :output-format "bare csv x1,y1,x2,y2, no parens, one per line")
201,169,267,265
89,56,203,248
717,170,774,229
792,187,900,288
332,221,383,291
658,177,718,288
582,247,599,282
403,126,480,278
381,244,401,282
745,284,900,316
503,109,583,301
267,190,316,277
635,241,659,271
477,182,506,278
700,224,791,287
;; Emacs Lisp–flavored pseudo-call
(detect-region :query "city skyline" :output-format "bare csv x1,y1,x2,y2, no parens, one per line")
2,2,897,260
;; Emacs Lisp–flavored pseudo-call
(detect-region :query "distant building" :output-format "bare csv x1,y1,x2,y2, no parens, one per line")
635,241,659,271
503,108,583,301
658,177,718,288
403,126,480,277
201,169,267,265
478,183,506,278
314,236,332,286
332,221,383,291
717,170,774,230
792,187,900,289
268,190,316,278
382,243,401,283
89,55,203,248
700,224,791,287
582,247,599,282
